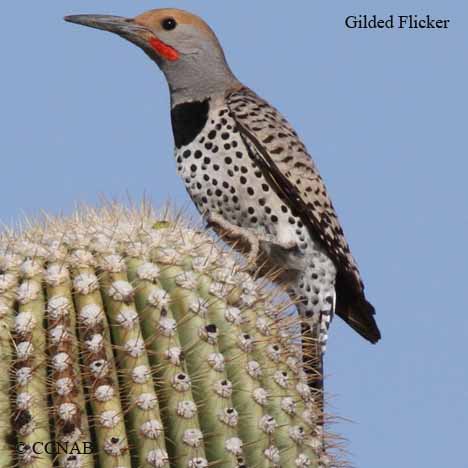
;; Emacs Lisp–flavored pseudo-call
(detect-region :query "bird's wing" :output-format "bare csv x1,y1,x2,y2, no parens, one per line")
226,87,380,343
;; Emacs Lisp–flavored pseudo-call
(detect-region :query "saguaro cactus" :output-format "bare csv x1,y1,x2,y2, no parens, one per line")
0,204,328,468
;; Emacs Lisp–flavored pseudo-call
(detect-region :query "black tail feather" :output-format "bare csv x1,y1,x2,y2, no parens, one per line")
336,296,381,343
335,269,381,343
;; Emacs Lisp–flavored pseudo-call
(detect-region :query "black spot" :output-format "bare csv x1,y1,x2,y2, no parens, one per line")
221,132,230,140
203,157,211,164
62,421,77,435
183,150,191,158
190,165,197,172
262,184,270,192
240,176,247,184
224,157,232,165
171,100,210,148
205,142,213,150
14,410,32,430
247,187,254,196
271,215,278,223
4,432,16,447
236,151,243,159
208,130,217,140
206,324,217,333
194,150,202,159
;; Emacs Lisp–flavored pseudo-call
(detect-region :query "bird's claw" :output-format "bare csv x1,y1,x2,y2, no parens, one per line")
206,213,260,272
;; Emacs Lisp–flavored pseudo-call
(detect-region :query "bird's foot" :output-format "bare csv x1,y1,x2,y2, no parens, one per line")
206,213,260,271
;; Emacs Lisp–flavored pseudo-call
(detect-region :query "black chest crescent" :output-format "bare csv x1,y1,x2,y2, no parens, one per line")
171,99,210,148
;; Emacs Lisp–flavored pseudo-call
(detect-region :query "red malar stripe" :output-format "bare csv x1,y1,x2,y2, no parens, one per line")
149,37,180,61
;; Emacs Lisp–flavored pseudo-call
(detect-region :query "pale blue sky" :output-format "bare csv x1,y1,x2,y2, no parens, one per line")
1,1,467,467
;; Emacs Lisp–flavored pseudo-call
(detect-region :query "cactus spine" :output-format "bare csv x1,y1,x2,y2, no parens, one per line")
0,204,326,468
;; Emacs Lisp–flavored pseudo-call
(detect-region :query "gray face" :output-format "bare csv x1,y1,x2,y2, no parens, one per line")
65,11,240,105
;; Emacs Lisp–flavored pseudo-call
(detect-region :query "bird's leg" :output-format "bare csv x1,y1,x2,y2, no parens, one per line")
206,213,260,268
207,213,302,274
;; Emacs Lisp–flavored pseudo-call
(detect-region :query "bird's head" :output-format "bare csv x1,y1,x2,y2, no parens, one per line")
65,8,239,104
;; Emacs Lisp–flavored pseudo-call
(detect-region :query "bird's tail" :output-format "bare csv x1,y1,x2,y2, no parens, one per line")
336,296,381,344
335,269,381,343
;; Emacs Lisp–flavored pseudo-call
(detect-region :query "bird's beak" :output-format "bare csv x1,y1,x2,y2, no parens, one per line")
65,14,181,63
64,15,150,41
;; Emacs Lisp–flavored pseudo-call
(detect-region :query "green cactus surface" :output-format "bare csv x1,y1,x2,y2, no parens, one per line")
0,204,329,468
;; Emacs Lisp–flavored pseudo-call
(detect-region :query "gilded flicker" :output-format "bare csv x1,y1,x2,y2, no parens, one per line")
65,8,381,390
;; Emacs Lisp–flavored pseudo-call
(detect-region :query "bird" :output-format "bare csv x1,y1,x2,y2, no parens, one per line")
64,8,381,396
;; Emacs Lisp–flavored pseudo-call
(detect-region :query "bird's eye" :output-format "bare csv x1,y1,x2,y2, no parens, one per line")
162,18,177,31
